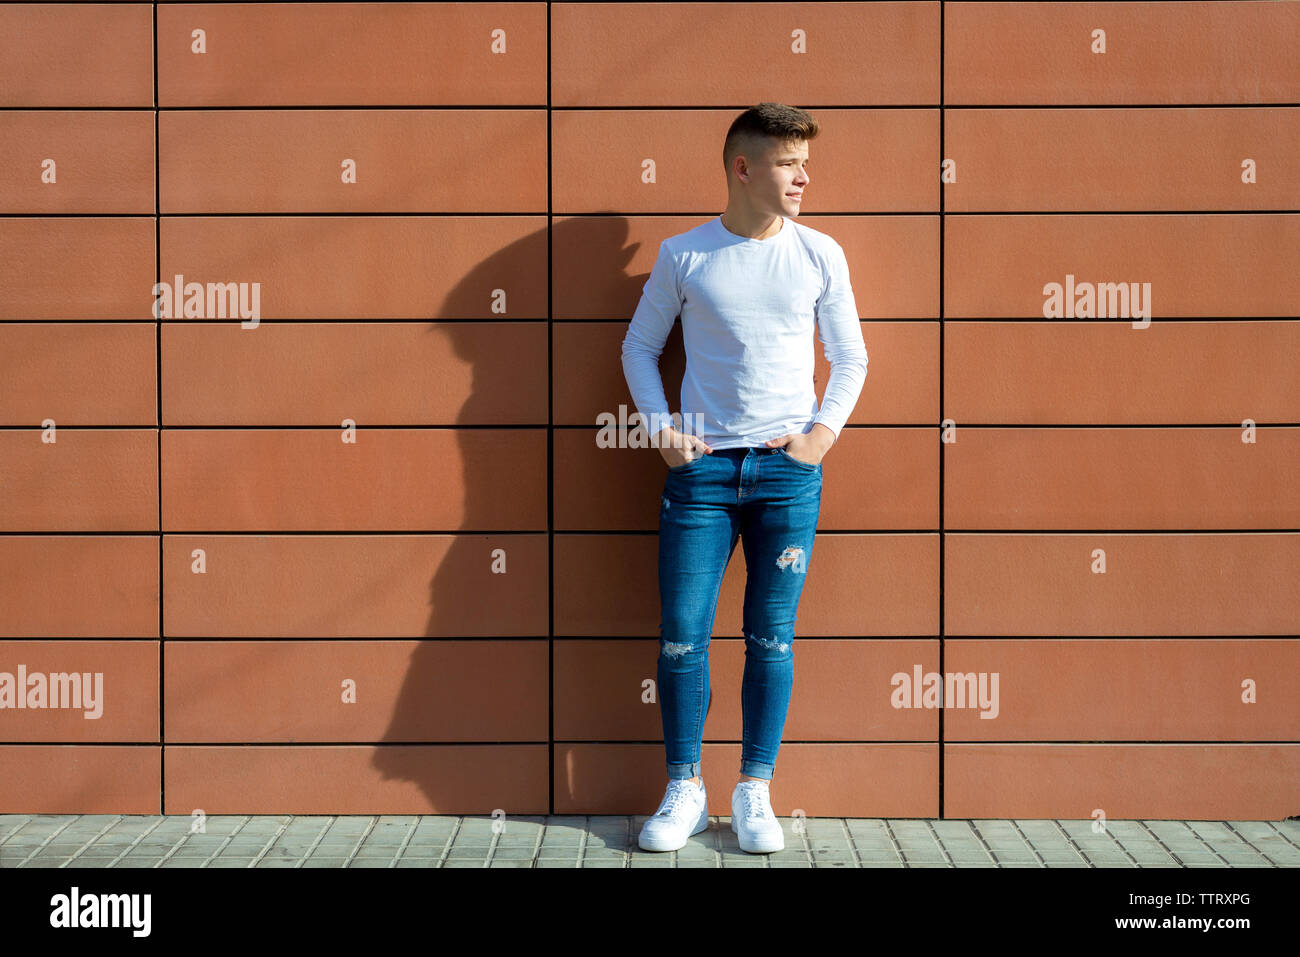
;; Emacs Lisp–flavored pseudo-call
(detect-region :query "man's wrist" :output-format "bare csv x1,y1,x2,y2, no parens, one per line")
653,424,685,450
809,422,836,453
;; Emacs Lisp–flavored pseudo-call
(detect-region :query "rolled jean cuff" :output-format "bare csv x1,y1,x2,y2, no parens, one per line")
667,761,702,780
738,760,775,781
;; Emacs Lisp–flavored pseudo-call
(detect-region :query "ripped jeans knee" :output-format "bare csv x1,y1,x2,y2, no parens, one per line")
745,632,793,656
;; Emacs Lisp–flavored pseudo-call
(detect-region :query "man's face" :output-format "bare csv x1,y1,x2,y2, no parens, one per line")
750,137,810,217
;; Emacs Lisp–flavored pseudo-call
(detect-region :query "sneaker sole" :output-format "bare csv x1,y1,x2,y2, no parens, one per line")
730,816,784,853
637,805,709,852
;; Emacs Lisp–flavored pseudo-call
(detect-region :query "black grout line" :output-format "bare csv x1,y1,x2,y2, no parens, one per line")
5,740,1294,747
5,636,1298,643
4,210,1299,217
7,103,1299,111
4,529,1300,536
546,0,555,819
938,0,945,822
5,423,1300,429
3,317,1299,327
153,0,164,818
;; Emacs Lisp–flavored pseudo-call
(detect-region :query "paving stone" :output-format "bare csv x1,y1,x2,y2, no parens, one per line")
800,824,850,837
933,821,978,834
1036,848,1088,862
581,849,630,861
483,847,539,860
537,846,584,858
846,821,891,834
393,847,443,858
1017,825,1065,838
991,850,1040,862
805,838,853,851
444,848,491,860
350,844,409,857
408,832,454,847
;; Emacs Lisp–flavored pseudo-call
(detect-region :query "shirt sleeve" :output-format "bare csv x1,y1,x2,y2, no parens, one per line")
810,241,868,441
621,240,682,442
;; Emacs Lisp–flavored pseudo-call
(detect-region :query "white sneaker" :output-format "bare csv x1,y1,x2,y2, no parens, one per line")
731,780,784,853
638,779,709,852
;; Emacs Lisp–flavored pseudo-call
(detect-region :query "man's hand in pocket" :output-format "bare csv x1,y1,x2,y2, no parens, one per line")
655,426,712,468
764,424,835,465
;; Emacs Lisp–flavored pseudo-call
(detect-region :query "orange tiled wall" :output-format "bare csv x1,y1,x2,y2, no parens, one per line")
1,2,1298,819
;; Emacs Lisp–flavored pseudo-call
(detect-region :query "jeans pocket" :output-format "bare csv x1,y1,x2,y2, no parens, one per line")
777,447,821,471
667,452,705,472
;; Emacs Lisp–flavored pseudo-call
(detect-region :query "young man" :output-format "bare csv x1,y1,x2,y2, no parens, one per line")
621,102,868,853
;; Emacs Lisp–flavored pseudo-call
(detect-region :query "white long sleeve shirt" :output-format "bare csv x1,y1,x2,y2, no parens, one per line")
621,214,868,450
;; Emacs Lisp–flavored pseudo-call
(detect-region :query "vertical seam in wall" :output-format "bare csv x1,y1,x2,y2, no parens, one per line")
153,0,164,815
937,0,945,822
546,1,554,818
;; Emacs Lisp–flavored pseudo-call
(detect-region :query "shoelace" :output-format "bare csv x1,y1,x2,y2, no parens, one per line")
735,783,775,822
656,781,699,818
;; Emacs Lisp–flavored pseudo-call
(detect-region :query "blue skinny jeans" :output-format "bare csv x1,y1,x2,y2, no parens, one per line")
656,444,822,782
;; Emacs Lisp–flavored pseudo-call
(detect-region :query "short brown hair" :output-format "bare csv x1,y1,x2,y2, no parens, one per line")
722,102,820,172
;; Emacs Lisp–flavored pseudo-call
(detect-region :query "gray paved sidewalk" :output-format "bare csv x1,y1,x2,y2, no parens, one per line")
2,815,1298,867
